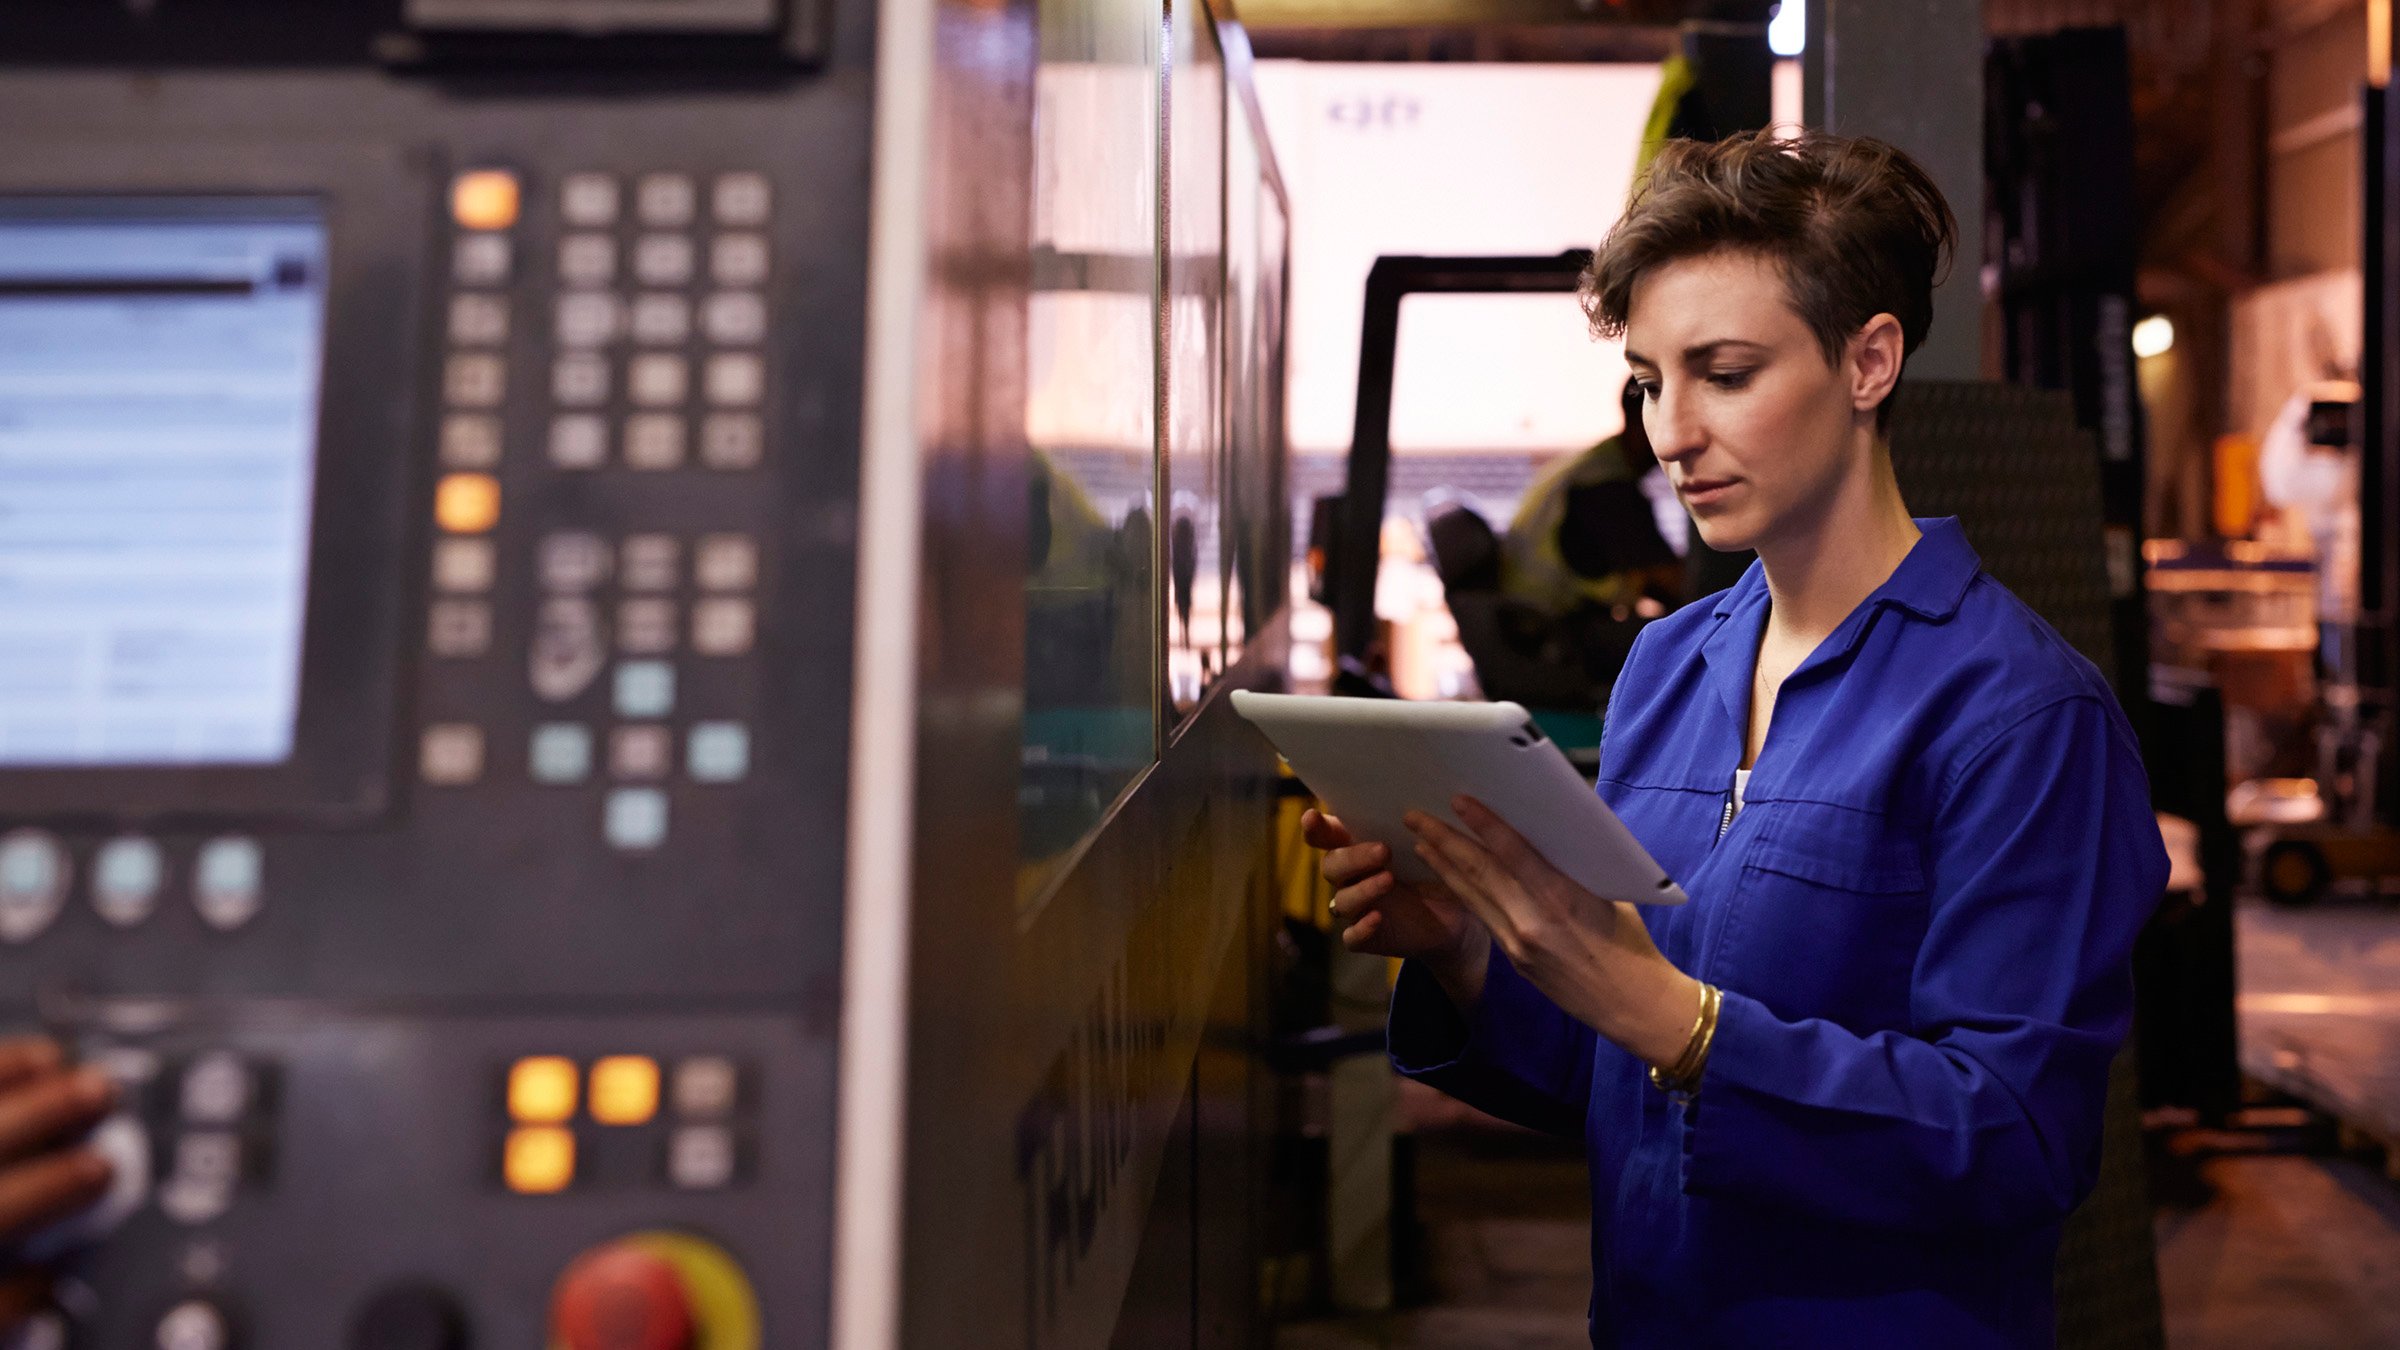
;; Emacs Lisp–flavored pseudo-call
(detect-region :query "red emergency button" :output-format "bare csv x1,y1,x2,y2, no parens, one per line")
549,1242,696,1350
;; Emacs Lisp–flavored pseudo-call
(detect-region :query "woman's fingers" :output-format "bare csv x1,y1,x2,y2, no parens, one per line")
1320,840,1390,888
0,1040,63,1096
1299,808,1353,850
1452,796,1542,871
1326,871,1393,923
0,1148,110,1242
0,1270,52,1332
0,1070,113,1165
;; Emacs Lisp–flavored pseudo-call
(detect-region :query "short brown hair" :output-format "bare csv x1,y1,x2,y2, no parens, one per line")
1580,130,1957,423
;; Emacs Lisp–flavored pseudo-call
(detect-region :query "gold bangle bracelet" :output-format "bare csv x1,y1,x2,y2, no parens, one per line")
1648,982,1720,1096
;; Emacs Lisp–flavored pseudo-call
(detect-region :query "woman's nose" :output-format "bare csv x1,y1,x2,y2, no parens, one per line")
1646,386,1704,462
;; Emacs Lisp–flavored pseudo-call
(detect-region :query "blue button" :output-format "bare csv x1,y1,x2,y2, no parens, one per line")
686,722,750,783
92,837,164,928
605,788,670,850
530,723,594,784
613,661,676,719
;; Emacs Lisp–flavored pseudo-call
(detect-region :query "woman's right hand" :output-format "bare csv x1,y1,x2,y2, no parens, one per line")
1303,807,1483,965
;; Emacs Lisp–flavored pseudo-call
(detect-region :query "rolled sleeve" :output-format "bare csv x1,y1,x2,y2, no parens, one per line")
1680,695,2168,1231
1388,946,1596,1140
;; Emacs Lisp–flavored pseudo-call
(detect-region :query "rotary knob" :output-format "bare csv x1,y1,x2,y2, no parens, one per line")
548,1243,695,1350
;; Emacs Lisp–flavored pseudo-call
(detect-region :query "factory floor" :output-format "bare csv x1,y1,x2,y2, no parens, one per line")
1277,895,2400,1350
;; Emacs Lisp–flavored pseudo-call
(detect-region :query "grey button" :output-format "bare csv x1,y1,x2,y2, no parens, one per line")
604,788,670,850
193,838,263,932
443,353,506,407
631,292,692,345
530,723,594,784
634,234,696,287
420,724,485,785
179,1053,252,1125
712,172,772,225
560,172,621,226
619,534,680,592
552,353,610,407
636,173,697,226
12,1310,66,1350
616,598,678,655
692,597,756,656
530,598,607,702
538,531,613,592
428,599,493,657
701,291,767,345
91,837,165,929
0,831,67,944
153,1298,229,1350
703,352,765,407
709,233,770,287
611,724,674,780
613,661,676,718
671,1056,741,1117
623,414,686,471
548,414,609,469
25,1113,149,1256
432,538,496,593
439,414,503,469
687,722,751,783
555,292,622,348
699,413,763,469
628,353,689,407
448,293,510,345
558,233,617,287
695,534,758,591
158,1170,234,1227
452,232,511,286
667,1124,737,1190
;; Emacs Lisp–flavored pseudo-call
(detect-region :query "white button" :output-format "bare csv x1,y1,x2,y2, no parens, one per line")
12,1310,67,1350
432,537,496,593
158,1171,234,1228
171,1130,242,1184
91,837,165,929
695,534,758,591
672,1056,741,1117
667,1125,737,1190
631,293,692,345
692,598,756,656
619,534,680,592
448,293,510,345
712,172,772,225
623,414,686,471
699,413,763,469
538,531,613,592
687,722,751,783
558,233,617,286
560,172,621,226
628,354,689,407
0,831,67,945
703,352,765,407
613,661,676,718
701,291,767,345
548,414,608,469
21,1113,149,1259
530,723,595,784
530,598,607,702
194,838,263,932
633,234,696,286
427,599,492,657
617,598,678,654
420,724,485,785
611,725,674,780
710,233,770,286
452,232,511,286
555,292,622,348
552,353,610,407
637,173,697,226
443,354,506,407
604,788,670,850
154,1298,229,1350
439,414,502,469
179,1053,252,1125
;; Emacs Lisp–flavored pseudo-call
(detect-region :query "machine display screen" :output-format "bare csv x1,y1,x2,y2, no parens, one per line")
0,197,328,767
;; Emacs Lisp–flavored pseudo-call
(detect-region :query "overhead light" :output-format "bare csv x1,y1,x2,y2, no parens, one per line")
2132,314,2175,359
1769,0,1805,57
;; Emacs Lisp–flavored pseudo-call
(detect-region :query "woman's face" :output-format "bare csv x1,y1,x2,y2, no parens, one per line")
1621,250,1872,556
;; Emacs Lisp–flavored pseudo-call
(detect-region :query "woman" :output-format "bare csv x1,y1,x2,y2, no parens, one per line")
1304,129,2167,1346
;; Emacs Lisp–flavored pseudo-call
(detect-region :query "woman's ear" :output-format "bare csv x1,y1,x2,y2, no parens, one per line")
1848,313,1906,417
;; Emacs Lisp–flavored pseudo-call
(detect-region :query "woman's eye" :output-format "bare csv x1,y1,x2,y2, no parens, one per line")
1635,382,1660,400
1706,369,1755,390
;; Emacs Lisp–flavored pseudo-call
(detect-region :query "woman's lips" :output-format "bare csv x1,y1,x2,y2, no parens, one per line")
1679,477,1742,509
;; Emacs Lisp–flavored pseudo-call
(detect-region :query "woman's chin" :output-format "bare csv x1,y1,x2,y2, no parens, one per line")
1688,513,1758,555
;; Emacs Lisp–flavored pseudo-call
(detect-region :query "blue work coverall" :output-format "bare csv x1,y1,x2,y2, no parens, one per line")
1388,517,2169,1347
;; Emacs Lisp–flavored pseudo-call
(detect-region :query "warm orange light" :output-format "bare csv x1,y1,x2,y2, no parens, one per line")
452,170,522,231
508,1056,579,1124
504,1126,576,1194
437,474,502,535
588,1055,661,1126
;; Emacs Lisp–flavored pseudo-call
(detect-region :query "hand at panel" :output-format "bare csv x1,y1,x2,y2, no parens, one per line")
0,1038,117,1331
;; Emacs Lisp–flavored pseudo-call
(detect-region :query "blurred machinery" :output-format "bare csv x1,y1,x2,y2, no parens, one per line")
0,1,1293,1346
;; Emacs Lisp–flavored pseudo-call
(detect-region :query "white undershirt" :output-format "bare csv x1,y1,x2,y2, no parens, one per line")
1733,768,1753,817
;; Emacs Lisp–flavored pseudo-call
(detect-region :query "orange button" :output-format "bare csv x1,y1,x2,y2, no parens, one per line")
550,1242,694,1350
509,1055,579,1124
504,1125,576,1195
588,1055,660,1126
437,473,501,534
452,170,521,232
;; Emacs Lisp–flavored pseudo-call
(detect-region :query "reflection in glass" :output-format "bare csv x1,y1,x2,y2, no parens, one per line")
1166,9,1226,723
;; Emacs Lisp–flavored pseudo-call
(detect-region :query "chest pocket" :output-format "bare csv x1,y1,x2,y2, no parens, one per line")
1720,802,1929,1030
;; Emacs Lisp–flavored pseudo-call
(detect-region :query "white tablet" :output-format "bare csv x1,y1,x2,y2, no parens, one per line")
1233,691,1687,906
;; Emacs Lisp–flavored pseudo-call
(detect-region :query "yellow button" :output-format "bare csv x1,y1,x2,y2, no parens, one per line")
437,473,501,535
504,1125,576,1195
588,1055,661,1126
508,1055,579,1124
452,170,521,232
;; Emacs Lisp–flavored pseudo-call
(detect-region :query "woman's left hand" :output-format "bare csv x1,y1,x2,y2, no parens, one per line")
1406,796,1705,1070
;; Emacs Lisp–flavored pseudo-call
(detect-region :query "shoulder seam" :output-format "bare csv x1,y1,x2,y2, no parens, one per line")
1933,691,2111,822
